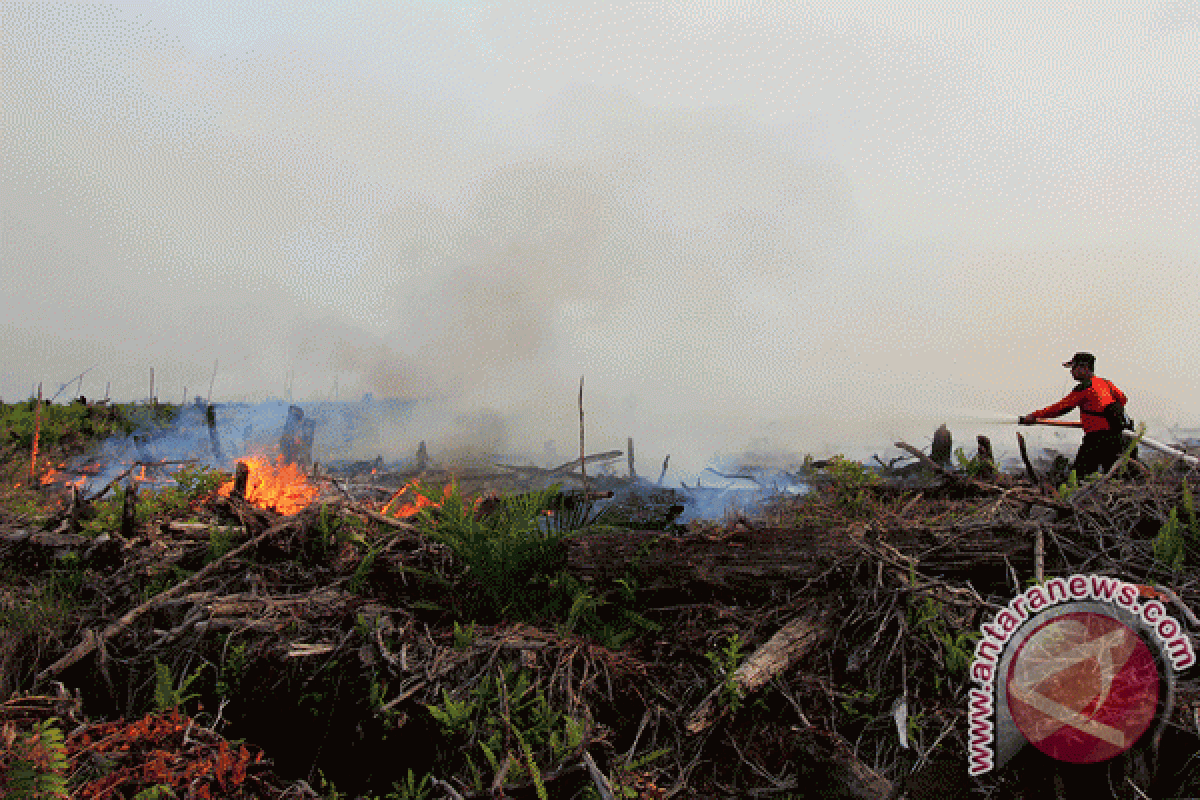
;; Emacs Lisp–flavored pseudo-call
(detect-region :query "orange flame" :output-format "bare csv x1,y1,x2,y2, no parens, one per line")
380,482,485,519
39,463,74,486
382,482,462,519
218,456,319,515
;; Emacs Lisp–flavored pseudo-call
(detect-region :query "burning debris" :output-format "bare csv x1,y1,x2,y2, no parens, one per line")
216,456,319,516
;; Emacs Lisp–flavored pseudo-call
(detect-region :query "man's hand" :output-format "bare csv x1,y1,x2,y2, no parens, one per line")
1018,415,1035,426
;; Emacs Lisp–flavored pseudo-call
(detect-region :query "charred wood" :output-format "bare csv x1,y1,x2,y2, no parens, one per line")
280,405,304,466
231,461,250,501
931,424,952,467
976,434,996,480
120,480,139,539
206,404,223,462
1016,432,1041,488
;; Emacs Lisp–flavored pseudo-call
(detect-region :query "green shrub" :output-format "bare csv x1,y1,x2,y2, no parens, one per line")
825,456,880,516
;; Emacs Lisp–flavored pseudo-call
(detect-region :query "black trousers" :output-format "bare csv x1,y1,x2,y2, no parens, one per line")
1074,429,1124,477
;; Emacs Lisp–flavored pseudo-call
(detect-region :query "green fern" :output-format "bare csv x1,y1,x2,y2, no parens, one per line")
426,688,475,735
511,724,548,800
5,718,69,800
153,659,206,712
386,769,433,800
705,634,746,713
416,484,577,621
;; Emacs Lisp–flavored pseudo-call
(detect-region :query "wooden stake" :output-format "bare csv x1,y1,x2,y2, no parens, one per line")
578,377,587,494
29,382,42,485
104,382,110,402
627,437,636,479
658,455,670,486
206,359,218,406
149,368,154,405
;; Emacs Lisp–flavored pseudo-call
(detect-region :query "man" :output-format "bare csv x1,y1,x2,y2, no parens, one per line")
1019,352,1131,477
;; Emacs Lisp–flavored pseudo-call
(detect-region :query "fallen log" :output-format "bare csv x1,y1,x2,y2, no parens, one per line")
894,442,946,475
495,451,626,478
567,522,1053,595
686,606,830,734
0,529,90,562
553,449,624,475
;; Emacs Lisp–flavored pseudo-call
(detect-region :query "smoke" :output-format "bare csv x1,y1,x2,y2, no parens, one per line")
4,2,1200,485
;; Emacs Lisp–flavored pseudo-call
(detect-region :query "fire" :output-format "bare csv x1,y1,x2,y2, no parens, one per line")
38,463,85,488
380,481,485,520
382,481,460,519
218,456,319,515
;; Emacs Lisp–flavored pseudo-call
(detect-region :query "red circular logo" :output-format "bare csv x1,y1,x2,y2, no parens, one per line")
1006,611,1160,764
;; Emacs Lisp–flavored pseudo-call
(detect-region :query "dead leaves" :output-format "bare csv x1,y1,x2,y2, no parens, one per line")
66,709,265,800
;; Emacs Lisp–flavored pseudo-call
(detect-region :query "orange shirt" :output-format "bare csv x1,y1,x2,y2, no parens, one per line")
1030,376,1128,433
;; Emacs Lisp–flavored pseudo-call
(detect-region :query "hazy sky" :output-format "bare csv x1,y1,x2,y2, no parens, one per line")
3,1,1198,472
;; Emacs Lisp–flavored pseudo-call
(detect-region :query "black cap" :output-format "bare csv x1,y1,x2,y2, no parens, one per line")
1062,352,1095,369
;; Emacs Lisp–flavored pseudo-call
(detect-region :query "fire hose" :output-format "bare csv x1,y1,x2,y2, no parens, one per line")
1022,418,1200,468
